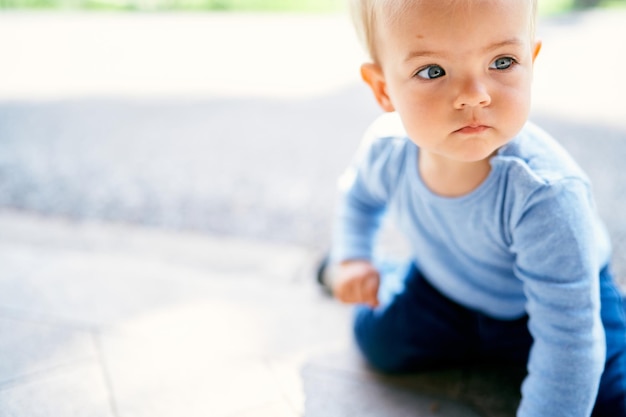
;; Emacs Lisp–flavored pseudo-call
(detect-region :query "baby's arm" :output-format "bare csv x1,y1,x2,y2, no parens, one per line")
330,116,405,307
513,179,606,417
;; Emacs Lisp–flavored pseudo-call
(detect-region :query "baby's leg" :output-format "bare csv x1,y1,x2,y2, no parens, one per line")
592,267,626,416
473,313,532,366
353,262,478,373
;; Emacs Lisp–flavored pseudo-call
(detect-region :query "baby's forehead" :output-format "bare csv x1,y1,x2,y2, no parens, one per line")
374,0,536,38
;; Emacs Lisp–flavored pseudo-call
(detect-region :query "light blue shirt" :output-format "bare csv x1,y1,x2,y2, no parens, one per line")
331,114,611,417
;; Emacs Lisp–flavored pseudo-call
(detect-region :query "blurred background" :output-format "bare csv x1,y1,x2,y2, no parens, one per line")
0,1,625,417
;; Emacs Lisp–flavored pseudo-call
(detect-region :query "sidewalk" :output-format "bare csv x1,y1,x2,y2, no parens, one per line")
0,210,527,417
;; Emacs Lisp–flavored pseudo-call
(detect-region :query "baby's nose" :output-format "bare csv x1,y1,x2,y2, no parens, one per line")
454,79,492,109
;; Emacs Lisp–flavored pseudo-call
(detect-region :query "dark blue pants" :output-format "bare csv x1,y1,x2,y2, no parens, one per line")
353,263,626,416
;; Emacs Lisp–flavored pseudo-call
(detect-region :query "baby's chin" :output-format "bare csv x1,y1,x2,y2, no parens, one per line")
446,140,508,164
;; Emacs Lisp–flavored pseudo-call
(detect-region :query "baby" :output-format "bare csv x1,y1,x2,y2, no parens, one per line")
321,0,626,415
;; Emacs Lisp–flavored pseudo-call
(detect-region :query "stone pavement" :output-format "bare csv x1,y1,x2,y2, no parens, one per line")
0,209,530,417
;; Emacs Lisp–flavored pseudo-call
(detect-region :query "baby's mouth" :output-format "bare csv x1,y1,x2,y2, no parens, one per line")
455,125,489,134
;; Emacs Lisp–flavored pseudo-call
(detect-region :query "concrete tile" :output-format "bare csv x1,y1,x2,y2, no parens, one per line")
301,364,482,417
0,211,311,284
97,301,300,417
302,344,525,417
104,348,283,417
265,356,307,416
300,344,479,415
0,241,217,325
117,363,281,417
0,316,96,386
0,362,114,417
97,282,352,417
0,212,314,326
220,283,352,358
301,341,374,378
457,365,524,417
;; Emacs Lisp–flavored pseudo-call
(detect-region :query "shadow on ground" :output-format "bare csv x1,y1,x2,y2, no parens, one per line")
302,346,527,417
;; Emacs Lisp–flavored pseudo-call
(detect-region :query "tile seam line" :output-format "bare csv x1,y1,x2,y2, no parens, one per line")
0,357,99,393
92,330,121,417
262,358,304,417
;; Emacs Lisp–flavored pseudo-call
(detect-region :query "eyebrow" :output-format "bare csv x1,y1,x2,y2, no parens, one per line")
403,49,439,63
404,38,525,63
482,38,525,53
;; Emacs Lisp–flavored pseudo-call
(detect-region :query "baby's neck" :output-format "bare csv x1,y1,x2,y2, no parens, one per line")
418,150,493,198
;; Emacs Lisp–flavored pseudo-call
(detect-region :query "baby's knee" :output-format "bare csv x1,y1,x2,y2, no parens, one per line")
352,307,409,373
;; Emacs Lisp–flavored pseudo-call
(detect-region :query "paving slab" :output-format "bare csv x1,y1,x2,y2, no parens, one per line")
302,364,482,417
0,362,115,417
0,316,96,386
0,211,312,326
301,342,526,417
0,211,346,416
97,297,349,417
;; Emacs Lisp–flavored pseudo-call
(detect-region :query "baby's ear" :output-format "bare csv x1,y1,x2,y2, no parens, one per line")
361,63,395,112
532,40,542,63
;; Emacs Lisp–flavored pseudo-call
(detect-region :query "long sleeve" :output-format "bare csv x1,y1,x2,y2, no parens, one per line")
330,134,406,263
512,178,606,417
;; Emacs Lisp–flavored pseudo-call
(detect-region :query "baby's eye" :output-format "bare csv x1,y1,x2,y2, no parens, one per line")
490,57,516,70
416,65,446,79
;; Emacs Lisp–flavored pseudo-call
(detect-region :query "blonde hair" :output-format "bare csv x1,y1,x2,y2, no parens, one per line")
350,0,538,63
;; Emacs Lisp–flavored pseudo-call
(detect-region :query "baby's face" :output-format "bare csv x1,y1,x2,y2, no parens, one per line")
373,0,540,163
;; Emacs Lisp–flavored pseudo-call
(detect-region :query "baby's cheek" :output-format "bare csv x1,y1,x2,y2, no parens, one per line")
499,90,531,127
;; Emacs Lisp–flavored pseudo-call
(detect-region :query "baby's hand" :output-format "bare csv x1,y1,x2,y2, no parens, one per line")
331,260,380,308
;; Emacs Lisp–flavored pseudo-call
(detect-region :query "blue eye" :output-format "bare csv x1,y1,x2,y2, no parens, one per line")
416,65,446,79
490,57,515,70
